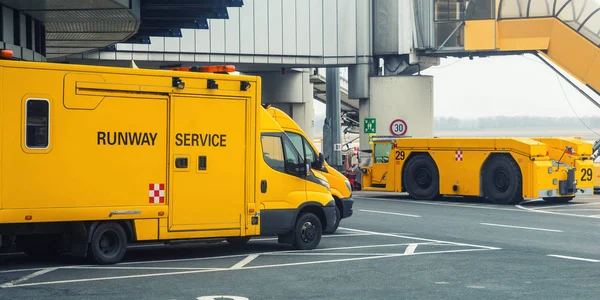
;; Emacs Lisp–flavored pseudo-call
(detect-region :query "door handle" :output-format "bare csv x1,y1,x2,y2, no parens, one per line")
261,180,267,193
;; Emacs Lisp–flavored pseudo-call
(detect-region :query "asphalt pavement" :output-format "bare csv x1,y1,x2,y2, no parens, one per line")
1,192,599,300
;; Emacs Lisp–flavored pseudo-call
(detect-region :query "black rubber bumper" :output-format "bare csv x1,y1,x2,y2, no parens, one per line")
340,196,354,219
323,200,337,233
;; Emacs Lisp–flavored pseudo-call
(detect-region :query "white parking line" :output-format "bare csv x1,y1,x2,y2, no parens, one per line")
359,209,422,218
357,197,522,212
480,223,563,233
0,267,58,288
230,254,259,269
515,204,600,219
527,202,600,210
1,248,495,288
339,227,501,250
547,255,599,263
404,244,418,255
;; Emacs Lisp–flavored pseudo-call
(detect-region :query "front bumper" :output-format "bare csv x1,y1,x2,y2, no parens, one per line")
323,200,337,233
340,196,354,219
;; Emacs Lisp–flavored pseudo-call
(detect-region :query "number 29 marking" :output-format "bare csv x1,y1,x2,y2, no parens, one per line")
395,151,405,161
580,168,593,182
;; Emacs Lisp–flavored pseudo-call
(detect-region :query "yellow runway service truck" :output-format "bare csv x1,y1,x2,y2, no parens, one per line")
266,106,354,233
0,59,336,264
362,137,592,204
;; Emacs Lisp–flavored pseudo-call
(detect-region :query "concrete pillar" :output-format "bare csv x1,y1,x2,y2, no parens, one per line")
254,68,314,136
359,75,434,151
324,68,342,170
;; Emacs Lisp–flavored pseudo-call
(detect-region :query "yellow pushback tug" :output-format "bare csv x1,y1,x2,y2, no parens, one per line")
361,136,593,204
0,52,336,264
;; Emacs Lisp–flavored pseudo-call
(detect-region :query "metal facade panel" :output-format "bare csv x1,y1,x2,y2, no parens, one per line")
180,29,195,53
309,0,323,56
165,53,180,61
322,0,337,57
282,0,296,56
133,52,149,60
338,0,357,58
296,0,310,56
210,19,226,54
268,0,283,55
355,0,371,58
373,0,399,55
240,0,255,54
165,37,180,52
117,51,133,60
210,54,225,62
195,29,210,53
3,7,13,45
180,53,195,62
225,6,240,54
149,37,165,52
398,0,413,54
20,13,26,47
254,0,269,55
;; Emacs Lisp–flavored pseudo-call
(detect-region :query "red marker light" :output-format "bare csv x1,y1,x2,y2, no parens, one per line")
25,215,32,220
0,49,13,59
198,65,235,73
158,211,165,216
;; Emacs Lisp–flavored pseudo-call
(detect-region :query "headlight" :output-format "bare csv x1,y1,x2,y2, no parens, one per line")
317,177,330,191
345,179,352,192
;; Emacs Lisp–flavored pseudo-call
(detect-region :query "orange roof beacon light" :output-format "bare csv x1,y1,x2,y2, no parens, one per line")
0,49,13,59
169,65,235,74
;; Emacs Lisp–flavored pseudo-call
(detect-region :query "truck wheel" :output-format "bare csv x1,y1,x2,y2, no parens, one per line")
483,155,523,205
324,205,340,234
226,237,251,245
89,222,128,265
292,213,322,250
403,155,440,200
543,197,574,203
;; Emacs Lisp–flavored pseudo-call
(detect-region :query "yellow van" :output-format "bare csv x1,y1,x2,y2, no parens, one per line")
0,59,335,264
266,106,354,233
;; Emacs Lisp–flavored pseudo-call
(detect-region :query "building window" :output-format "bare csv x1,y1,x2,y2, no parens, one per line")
25,99,49,149
13,9,19,46
26,15,32,49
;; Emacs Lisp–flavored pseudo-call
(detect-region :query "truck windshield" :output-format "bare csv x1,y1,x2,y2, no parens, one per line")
286,132,316,164
374,143,392,163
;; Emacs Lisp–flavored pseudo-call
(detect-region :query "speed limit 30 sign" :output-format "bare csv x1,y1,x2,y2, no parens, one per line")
390,119,407,136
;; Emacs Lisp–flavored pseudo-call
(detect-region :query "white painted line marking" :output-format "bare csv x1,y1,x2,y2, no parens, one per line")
0,267,58,288
119,253,251,266
65,266,227,271
547,255,599,263
264,252,409,256
530,202,600,210
0,267,46,274
467,285,485,289
404,244,418,255
435,282,450,285
277,242,436,254
480,223,563,233
250,233,372,242
339,227,501,250
230,254,259,269
359,209,421,218
516,204,600,219
357,197,521,212
0,252,24,256
1,248,496,288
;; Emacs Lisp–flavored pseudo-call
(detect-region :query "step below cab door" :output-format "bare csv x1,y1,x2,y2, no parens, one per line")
168,95,248,234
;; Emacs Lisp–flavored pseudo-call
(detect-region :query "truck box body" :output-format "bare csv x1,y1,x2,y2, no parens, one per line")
0,60,335,263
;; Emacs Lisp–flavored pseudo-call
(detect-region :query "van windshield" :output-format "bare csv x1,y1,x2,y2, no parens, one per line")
286,132,316,162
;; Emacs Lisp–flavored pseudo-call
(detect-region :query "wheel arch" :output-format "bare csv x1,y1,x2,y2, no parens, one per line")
401,151,439,193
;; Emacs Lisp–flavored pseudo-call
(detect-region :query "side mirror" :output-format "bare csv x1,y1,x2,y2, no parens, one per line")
313,153,325,170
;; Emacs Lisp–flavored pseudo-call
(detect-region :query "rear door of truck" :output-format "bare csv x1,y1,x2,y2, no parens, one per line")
168,95,247,233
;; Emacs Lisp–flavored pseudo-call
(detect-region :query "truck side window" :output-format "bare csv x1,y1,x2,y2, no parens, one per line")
261,135,285,172
282,137,302,172
25,99,50,149
286,132,316,164
374,143,392,163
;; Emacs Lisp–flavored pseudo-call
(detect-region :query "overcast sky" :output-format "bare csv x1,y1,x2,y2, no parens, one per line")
313,53,600,128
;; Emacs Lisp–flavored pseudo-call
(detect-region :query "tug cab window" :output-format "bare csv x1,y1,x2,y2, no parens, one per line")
25,99,49,149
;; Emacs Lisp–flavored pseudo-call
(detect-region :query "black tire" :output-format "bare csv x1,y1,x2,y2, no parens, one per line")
543,197,574,203
403,155,440,200
226,236,251,245
483,155,523,205
324,205,341,234
292,213,322,250
89,222,128,265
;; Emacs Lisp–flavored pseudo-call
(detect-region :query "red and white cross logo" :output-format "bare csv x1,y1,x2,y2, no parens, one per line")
455,150,463,161
149,183,165,204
